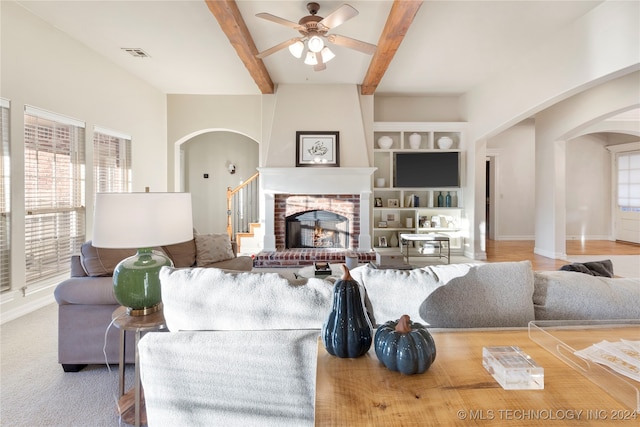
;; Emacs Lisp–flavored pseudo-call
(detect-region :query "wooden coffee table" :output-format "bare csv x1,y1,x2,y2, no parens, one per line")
315,327,639,426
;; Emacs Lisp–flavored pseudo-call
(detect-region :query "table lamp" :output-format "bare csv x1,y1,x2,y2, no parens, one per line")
92,192,193,316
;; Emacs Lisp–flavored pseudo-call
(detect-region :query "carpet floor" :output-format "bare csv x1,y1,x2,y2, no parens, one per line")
1,302,134,427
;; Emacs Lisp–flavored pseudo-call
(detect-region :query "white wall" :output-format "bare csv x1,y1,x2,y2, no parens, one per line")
1,1,167,322
183,132,258,234
167,94,262,190
374,96,464,122
534,71,639,258
462,0,639,258
264,84,372,167
487,121,536,240
566,134,612,240
487,121,614,242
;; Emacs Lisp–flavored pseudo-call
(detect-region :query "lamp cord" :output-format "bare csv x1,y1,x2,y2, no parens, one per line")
104,311,127,426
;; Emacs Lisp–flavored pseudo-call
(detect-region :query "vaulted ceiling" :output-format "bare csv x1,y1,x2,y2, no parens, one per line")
16,0,604,96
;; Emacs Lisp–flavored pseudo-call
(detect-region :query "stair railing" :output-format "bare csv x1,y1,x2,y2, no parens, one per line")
226,172,260,242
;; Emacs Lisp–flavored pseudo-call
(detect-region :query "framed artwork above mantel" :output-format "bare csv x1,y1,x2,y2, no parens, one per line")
296,131,339,167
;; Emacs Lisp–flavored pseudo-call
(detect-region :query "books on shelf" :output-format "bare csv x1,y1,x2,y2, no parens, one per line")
404,194,420,208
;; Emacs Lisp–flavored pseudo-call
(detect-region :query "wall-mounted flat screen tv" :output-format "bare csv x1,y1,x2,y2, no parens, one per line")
394,152,460,188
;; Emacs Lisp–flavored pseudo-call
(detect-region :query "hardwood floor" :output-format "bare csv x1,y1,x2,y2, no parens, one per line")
485,239,640,271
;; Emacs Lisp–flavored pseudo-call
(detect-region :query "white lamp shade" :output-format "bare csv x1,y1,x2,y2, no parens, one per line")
320,47,335,63
288,40,304,58
93,192,193,248
307,35,324,53
304,52,318,65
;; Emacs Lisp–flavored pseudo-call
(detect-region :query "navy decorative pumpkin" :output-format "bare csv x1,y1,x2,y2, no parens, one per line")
322,265,373,358
374,314,437,375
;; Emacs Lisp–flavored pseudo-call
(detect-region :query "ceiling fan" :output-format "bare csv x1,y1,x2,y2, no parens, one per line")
255,2,376,71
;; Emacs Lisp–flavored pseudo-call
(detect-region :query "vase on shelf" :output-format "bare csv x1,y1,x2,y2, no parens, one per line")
409,133,421,149
437,191,444,207
445,191,451,207
389,233,399,248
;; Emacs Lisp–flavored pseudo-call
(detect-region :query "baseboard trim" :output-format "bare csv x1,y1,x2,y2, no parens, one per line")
493,235,535,241
533,246,567,260
1,291,56,325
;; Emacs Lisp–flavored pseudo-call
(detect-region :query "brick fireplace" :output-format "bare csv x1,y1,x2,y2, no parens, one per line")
278,194,358,250
254,167,376,267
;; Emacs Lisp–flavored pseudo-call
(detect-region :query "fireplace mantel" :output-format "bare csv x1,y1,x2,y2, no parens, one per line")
258,167,376,195
258,167,376,252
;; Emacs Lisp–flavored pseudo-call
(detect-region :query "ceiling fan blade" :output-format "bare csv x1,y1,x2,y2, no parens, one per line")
318,4,358,30
256,38,302,59
256,12,304,31
327,34,376,55
314,52,326,72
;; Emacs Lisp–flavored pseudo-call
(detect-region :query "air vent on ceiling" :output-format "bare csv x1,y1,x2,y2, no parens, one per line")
121,48,150,58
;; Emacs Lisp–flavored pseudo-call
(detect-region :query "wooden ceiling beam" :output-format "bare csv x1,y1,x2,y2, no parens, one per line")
361,0,423,95
205,0,275,94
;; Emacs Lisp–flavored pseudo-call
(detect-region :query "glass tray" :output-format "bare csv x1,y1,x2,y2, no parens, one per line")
529,319,640,412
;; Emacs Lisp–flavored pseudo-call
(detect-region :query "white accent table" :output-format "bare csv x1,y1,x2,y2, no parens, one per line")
399,233,450,264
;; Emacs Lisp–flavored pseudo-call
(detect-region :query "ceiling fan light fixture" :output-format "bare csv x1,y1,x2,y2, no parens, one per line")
304,51,318,65
307,35,324,53
320,47,335,63
288,40,304,58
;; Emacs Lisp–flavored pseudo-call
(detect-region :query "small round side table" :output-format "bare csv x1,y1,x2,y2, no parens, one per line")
112,305,166,427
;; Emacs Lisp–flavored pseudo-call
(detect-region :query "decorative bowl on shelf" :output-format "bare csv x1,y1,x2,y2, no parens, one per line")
377,136,393,149
437,136,454,149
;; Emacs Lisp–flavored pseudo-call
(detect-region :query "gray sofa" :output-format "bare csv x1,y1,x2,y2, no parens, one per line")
138,261,639,426
54,238,253,372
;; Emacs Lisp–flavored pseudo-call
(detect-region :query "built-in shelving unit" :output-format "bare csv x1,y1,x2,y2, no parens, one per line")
372,122,467,255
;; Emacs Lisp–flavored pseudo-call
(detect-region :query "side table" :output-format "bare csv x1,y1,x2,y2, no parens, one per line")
112,305,166,426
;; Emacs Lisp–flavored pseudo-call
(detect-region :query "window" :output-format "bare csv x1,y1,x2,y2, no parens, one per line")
24,106,85,284
0,99,10,292
93,127,132,195
617,151,640,211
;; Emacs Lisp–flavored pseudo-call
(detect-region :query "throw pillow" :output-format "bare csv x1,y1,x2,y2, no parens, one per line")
161,239,196,268
80,241,136,277
419,261,535,328
349,265,444,326
194,234,235,266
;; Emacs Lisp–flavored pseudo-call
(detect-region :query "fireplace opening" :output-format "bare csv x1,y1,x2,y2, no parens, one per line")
285,210,349,249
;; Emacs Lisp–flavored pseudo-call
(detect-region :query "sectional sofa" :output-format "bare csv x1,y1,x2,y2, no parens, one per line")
138,260,639,426
53,237,253,372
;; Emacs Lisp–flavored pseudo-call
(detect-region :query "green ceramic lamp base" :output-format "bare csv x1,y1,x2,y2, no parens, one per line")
113,248,172,316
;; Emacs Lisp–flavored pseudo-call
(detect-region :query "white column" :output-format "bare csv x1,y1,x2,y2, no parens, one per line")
263,193,276,251
534,139,567,259
358,192,372,251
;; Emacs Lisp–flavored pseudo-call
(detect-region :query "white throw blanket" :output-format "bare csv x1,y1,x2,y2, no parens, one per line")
139,329,319,427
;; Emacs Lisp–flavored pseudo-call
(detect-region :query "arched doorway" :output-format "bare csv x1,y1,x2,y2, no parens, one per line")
174,129,258,234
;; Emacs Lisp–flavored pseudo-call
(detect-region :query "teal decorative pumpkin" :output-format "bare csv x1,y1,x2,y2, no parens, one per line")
322,265,373,358
374,314,437,375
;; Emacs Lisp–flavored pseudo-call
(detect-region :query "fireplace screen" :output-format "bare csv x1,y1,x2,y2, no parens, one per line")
285,210,349,249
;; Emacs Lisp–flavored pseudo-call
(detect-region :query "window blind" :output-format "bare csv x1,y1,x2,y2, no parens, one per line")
93,127,132,195
24,106,85,284
0,99,10,292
